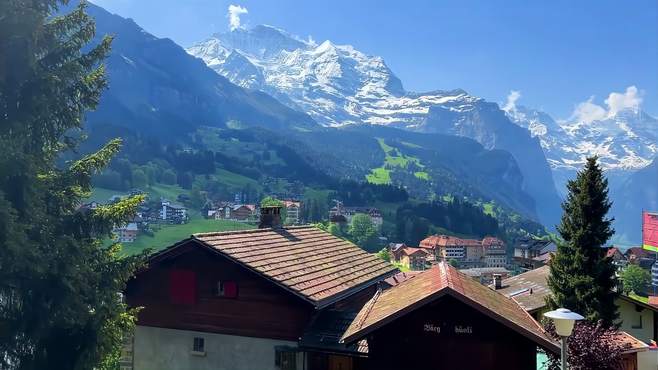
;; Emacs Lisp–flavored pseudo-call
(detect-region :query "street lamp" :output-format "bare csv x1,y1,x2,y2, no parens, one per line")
543,308,584,370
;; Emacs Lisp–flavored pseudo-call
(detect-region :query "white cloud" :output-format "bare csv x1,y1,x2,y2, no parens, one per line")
502,90,521,112
605,86,642,116
570,96,608,124
307,35,317,47
227,4,248,31
568,86,643,123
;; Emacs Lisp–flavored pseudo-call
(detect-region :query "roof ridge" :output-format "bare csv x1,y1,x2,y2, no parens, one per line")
193,225,315,238
355,287,382,331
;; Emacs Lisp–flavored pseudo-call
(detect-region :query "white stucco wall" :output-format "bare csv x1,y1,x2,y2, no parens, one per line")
618,298,655,343
637,350,658,370
133,326,300,370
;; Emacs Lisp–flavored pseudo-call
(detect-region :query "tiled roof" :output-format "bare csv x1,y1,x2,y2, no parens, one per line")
606,247,621,259
626,247,651,259
459,267,511,277
299,309,368,355
482,236,505,247
532,252,553,263
496,265,551,313
648,296,658,307
401,247,427,257
382,271,421,288
420,235,481,247
515,238,554,253
192,226,397,308
341,262,558,352
613,331,649,354
283,200,301,208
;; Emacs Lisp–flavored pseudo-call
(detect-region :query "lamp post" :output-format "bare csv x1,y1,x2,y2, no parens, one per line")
543,308,584,370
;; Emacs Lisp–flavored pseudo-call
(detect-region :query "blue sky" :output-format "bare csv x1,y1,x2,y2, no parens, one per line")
91,0,657,119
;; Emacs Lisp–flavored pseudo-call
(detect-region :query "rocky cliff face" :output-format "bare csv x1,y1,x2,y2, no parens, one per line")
83,8,316,138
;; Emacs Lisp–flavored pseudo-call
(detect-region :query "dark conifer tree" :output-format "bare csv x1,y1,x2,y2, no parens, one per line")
0,1,147,368
547,157,618,326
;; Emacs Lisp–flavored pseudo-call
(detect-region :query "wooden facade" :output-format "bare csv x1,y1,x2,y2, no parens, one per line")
364,295,537,370
126,240,314,341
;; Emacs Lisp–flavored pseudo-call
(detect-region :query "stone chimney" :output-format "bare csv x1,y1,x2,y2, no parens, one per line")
493,274,502,290
259,206,282,229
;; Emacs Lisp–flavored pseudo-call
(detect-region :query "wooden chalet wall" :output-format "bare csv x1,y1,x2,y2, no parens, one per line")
365,295,536,370
125,241,315,341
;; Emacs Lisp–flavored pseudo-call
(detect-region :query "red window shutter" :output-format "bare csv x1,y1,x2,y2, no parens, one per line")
169,270,196,305
223,281,237,298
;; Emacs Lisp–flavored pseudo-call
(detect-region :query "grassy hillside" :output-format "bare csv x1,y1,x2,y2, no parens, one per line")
366,138,428,185
121,215,254,255
88,184,187,203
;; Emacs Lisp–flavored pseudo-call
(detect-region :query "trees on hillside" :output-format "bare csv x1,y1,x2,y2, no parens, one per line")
547,157,618,326
0,1,147,368
349,214,379,252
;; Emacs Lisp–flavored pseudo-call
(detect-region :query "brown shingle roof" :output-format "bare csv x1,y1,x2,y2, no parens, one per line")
382,271,421,288
341,262,558,352
192,226,397,307
496,265,551,313
614,331,649,354
400,247,427,257
420,235,481,248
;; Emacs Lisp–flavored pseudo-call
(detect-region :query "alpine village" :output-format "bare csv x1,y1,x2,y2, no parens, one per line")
2,1,658,370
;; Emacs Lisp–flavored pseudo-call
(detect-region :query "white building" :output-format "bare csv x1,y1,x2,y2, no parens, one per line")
160,200,187,222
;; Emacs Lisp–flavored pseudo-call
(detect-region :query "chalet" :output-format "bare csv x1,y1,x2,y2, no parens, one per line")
213,204,258,221
341,263,559,370
513,238,556,260
398,247,428,271
124,208,397,370
482,236,507,268
209,202,233,220
282,200,301,225
160,200,188,223
114,222,139,243
626,247,656,270
231,204,257,221
329,203,383,228
387,243,406,262
607,246,627,266
496,265,658,347
512,238,556,271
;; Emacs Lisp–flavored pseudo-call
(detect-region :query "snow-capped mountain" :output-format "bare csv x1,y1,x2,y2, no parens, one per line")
506,104,658,192
187,25,563,227
188,25,481,128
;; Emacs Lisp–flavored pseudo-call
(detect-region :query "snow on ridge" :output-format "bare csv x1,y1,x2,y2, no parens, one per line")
186,24,480,129
507,104,658,175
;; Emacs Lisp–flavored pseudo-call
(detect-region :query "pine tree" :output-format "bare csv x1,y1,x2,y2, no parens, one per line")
0,1,147,369
547,157,618,326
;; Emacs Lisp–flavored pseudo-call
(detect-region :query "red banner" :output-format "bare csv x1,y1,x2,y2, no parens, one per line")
643,211,658,252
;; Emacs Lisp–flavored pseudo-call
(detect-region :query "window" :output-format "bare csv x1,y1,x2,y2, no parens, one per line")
190,337,206,357
632,314,643,329
275,348,297,370
215,280,238,298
